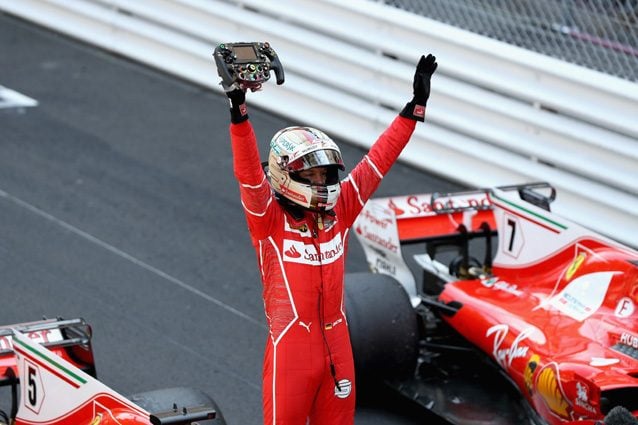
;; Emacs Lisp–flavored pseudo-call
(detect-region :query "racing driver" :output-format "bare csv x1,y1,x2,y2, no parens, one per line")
224,53,438,425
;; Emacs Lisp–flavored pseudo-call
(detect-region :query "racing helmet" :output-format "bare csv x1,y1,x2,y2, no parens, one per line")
268,126,345,211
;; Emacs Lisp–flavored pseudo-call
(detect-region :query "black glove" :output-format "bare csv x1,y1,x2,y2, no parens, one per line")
226,88,248,124
400,54,438,122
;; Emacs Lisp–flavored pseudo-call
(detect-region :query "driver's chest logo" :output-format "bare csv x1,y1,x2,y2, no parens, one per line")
283,233,343,265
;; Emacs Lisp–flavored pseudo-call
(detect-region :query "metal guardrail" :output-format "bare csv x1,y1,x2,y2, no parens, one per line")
1,0,636,247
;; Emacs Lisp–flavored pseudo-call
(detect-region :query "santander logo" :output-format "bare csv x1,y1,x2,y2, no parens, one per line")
284,245,302,258
387,199,405,216
283,234,344,265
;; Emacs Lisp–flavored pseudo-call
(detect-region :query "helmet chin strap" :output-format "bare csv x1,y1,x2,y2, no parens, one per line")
274,193,306,220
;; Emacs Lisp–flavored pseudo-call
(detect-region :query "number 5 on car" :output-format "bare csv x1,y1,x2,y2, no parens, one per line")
11,330,149,425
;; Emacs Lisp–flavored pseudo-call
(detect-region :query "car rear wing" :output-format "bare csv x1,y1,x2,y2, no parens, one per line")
0,317,95,387
353,182,557,302
366,182,555,243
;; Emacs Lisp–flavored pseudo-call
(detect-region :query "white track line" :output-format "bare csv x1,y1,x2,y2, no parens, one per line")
0,188,265,328
0,85,38,109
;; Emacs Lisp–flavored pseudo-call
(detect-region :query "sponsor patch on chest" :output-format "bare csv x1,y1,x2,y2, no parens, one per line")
283,233,344,265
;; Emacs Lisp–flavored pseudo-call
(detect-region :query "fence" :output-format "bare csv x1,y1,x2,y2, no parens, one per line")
384,0,638,82
1,0,636,247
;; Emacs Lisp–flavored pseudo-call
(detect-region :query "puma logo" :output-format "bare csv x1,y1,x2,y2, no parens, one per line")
299,321,311,332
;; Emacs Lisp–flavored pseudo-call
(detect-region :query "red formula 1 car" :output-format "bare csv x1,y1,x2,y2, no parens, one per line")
0,318,225,425
345,182,638,425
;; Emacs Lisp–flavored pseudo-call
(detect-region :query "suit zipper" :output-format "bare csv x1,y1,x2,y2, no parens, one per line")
313,216,341,392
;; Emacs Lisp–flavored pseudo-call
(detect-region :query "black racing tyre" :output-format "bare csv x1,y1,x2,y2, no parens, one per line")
345,272,419,382
128,386,226,425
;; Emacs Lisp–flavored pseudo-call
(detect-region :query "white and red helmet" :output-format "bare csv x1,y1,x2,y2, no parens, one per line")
268,126,345,211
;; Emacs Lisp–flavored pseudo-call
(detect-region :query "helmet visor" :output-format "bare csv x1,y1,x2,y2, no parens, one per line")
287,149,345,172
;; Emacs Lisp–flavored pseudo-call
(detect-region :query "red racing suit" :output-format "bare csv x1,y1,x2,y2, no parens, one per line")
230,115,417,425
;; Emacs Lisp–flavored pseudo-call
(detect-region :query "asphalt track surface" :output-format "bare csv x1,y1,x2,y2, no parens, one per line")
0,13,463,425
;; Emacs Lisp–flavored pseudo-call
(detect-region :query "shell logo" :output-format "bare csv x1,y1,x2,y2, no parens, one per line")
536,364,569,418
